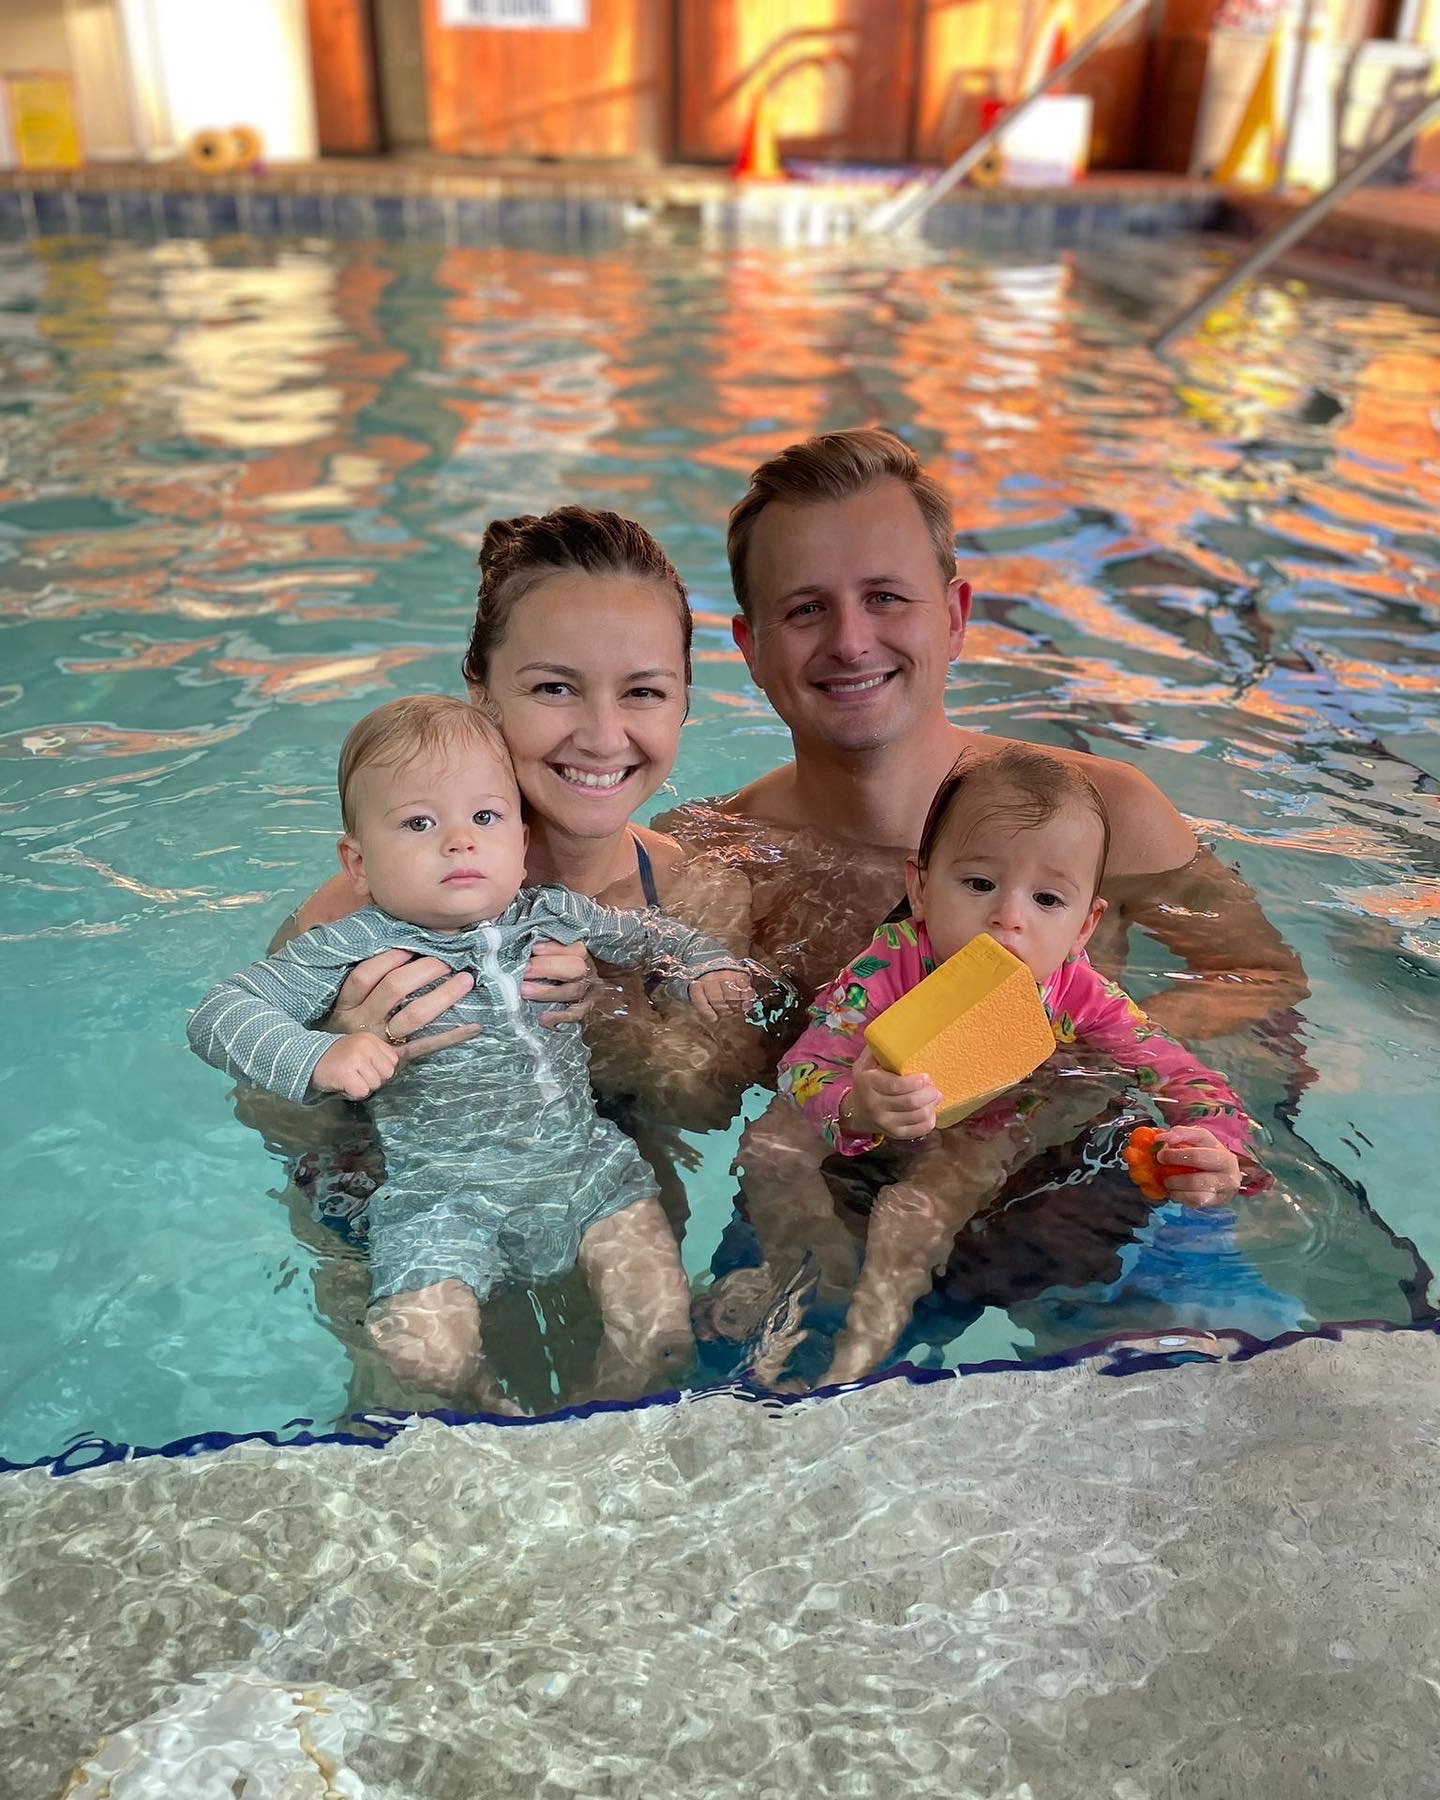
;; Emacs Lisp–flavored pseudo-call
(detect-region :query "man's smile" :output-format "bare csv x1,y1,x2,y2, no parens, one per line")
813,670,899,698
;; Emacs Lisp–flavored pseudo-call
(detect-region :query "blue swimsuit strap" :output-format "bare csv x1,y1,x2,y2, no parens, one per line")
631,832,661,908
633,833,664,1000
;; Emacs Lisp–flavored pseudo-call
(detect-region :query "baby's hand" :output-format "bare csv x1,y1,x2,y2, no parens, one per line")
1154,1125,1243,1209
689,969,756,1023
843,1048,941,1141
311,1032,399,1101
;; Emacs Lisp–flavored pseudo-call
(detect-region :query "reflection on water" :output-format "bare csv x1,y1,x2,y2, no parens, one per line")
0,232,1437,1460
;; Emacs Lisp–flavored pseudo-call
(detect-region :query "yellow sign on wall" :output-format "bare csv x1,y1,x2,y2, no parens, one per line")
4,73,83,171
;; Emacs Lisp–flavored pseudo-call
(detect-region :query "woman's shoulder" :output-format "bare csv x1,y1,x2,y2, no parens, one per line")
634,829,755,954
629,822,686,876
267,872,361,953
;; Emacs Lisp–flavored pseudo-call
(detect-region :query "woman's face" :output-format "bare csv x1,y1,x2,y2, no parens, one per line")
478,572,688,841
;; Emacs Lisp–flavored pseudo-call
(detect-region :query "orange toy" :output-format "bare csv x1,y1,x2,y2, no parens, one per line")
1122,1125,1170,1200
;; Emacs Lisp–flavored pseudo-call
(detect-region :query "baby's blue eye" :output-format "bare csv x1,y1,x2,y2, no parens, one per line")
474,809,498,826
403,816,433,833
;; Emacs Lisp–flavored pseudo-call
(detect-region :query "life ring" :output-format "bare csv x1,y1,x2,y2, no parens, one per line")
230,124,263,168
967,146,1005,189
187,128,237,174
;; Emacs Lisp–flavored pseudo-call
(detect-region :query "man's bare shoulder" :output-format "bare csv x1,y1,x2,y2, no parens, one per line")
1080,758,1196,875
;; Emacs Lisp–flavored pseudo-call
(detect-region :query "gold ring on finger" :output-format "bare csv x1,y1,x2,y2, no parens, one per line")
383,1020,410,1046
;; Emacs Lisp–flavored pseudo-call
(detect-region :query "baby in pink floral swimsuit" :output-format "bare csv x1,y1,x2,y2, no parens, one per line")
776,745,1264,1385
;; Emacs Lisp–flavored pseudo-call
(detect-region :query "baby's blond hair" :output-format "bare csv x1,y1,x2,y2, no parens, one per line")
338,693,512,835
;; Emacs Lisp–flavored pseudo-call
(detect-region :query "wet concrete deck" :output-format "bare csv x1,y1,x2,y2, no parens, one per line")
5,1327,1439,1798
1229,180,1440,298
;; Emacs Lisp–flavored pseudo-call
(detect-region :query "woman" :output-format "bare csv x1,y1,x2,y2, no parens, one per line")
294,507,758,1101
281,507,763,1406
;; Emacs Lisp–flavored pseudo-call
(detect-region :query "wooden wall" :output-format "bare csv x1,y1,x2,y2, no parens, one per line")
674,0,921,165
913,0,1150,170
385,0,1427,171
421,0,671,160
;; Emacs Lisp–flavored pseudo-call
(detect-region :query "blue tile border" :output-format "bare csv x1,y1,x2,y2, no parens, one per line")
0,179,1231,252
4,1313,1436,1479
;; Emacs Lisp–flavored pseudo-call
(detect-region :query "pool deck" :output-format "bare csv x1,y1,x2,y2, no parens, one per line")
1227,180,1440,301
6,1327,1440,1798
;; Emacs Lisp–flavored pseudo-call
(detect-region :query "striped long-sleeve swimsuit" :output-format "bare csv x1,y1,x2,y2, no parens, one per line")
189,887,746,1305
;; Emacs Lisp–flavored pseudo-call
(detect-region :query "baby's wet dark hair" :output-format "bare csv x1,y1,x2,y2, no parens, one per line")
916,746,1112,897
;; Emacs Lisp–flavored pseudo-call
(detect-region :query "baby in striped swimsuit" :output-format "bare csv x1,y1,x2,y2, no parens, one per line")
189,694,755,1406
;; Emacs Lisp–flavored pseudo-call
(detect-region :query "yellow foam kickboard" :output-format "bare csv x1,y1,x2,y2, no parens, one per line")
864,933,1055,1129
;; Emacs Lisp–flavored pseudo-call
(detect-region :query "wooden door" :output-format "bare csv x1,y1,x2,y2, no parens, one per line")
675,0,922,165
422,0,672,160
306,0,383,154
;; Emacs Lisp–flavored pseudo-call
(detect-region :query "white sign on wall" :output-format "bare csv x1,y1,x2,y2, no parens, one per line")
439,0,590,26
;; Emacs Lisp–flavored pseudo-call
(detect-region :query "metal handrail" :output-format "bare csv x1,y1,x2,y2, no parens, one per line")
1149,88,1440,355
863,0,1152,236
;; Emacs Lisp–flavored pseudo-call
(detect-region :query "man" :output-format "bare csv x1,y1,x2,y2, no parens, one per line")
664,425,1307,1037
667,427,1313,1381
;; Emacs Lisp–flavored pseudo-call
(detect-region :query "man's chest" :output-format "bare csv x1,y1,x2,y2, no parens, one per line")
751,847,908,995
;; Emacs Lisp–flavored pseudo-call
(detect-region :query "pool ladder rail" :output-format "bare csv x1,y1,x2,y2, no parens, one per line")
862,0,1440,353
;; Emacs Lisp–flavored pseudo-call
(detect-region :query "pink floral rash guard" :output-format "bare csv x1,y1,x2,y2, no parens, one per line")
777,918,1263,1184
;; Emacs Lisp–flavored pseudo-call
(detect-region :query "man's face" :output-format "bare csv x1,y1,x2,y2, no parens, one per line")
731,478,969,756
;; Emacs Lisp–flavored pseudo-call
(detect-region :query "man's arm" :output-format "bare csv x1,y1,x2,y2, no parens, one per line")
1100,849,1310,1041
1077,760,1307,1039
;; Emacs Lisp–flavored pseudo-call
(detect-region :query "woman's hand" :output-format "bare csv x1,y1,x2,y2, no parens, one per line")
521,938,596,1027
1155,1125,1243,1209
326,949,480,1062
842,1048,941,1141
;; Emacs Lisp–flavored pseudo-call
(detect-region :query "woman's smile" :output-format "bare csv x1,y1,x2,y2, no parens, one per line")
551,763,640,792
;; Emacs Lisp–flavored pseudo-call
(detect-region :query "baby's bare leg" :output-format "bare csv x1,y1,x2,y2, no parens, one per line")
365,1279,516,1413
688,1099,862,1377
578,1197,694,1400
821,1119,1044,1386
735,1097,862,1299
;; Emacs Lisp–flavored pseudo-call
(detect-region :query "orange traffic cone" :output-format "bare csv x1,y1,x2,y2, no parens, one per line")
733,90,783,181
1019,2,1075,92
1215,29,1280,187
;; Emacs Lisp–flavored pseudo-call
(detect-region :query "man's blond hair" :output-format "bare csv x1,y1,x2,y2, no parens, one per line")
338,693,511,835
727,427,957,619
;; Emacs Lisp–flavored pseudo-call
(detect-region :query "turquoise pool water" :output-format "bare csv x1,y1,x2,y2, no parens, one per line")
1,232,1437,1466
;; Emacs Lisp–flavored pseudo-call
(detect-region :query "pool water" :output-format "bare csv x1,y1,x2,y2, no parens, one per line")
1,231,1436,1467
